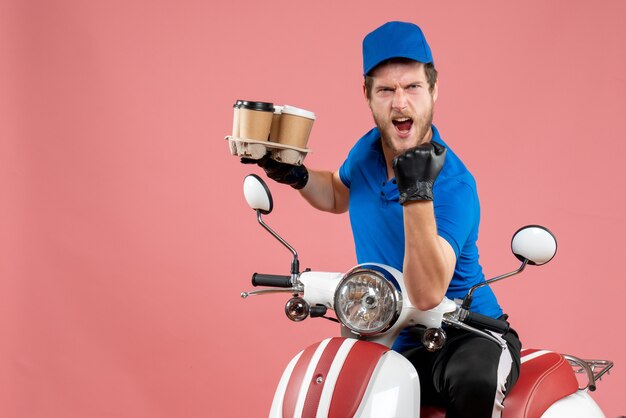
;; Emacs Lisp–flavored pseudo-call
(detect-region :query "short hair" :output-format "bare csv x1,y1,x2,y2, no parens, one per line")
364,59,438,99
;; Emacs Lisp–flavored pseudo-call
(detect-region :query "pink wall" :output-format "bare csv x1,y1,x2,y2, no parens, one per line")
1,0,625,416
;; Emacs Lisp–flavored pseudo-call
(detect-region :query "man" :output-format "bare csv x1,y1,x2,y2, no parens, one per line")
245,21,521,418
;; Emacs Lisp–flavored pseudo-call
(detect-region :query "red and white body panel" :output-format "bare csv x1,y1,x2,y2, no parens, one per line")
270,337,420,418
272,343,606,418
420,349,605,418
518,350,605,418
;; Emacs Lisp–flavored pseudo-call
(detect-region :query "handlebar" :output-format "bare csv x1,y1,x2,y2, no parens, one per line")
463,311,510,334
251,273,292,288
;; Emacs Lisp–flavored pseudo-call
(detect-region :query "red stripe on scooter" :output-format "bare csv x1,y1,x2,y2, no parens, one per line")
301,338,345,418
328,340,389,418
282,341,321,418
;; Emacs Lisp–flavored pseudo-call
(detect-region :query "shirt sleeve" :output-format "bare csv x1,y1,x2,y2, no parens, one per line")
338,153,352,188
339,127,380,189
434,179,477,259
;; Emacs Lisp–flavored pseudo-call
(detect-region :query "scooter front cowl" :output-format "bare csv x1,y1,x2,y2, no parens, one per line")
270,337,420,418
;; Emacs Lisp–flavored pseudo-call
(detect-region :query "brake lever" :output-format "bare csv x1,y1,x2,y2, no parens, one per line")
442,314,507,349
240,288,301,298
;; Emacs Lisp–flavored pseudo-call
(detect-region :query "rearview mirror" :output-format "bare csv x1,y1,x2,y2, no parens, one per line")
511,225,557,266
243,174,273,214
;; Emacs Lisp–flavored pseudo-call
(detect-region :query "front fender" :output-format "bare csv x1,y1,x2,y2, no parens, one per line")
269,337,420,418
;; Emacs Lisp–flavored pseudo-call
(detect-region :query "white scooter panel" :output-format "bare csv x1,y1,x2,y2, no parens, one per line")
270,337,420,418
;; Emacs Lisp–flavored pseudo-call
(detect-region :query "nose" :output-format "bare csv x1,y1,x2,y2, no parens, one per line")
391,88,408,111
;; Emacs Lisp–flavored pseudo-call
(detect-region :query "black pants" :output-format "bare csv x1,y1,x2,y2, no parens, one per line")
402,325,522,418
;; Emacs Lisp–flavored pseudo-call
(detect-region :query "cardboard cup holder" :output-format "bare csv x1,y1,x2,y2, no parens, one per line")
225,136,310,166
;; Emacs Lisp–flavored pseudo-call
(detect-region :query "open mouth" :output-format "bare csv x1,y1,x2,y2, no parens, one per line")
392,117,413,134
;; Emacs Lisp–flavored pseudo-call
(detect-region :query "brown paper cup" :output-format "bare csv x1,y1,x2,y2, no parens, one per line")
277,105,315,148
238,101,274,141
231,100,243,137
269,105,283,143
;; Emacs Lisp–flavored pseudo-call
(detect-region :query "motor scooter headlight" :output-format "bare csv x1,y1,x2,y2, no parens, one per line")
334,266,402,336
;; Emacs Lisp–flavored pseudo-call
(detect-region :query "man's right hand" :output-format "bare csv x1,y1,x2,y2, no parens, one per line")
241,154,309,190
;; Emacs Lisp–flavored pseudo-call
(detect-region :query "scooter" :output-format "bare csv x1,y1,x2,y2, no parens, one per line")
240,173,613,418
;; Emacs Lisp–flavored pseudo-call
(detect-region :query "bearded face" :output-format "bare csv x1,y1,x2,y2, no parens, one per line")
366,61,438,158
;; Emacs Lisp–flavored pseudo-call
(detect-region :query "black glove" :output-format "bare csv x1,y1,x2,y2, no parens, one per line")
241,154,309,190
392,141,446,204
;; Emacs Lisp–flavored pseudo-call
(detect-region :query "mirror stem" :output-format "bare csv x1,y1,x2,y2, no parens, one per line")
461,259,528,310
257,210,300,275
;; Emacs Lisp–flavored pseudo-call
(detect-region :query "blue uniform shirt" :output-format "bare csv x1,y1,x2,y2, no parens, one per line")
338,125,502,352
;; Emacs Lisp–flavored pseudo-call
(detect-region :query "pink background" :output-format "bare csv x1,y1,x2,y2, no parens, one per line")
1,0,625,417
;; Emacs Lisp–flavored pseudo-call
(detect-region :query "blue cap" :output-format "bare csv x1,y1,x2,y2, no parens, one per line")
362,21,433,76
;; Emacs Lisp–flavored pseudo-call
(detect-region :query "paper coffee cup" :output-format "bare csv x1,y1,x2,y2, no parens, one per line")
269,105,283,143
239,100,274,141
231,99,243,138
277,105,315,148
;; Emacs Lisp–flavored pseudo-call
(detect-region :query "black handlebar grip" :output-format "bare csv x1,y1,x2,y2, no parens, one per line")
464,312,510,334
251,273,292,288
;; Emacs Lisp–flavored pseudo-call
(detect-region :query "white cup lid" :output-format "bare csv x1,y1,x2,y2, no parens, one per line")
273,105,284,114
281,105,316,120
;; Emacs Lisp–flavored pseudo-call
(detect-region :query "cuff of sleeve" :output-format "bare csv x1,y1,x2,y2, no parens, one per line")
438,230,461,259
338,164,351,189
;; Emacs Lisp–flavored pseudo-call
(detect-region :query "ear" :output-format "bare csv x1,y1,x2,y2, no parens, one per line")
432,80,439,103
362,82,368,101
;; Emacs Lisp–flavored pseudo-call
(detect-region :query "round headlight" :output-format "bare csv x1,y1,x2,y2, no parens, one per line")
334,267,402,336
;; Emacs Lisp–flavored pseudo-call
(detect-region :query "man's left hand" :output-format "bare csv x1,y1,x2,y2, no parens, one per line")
392,141,446,204
241,154,309,190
